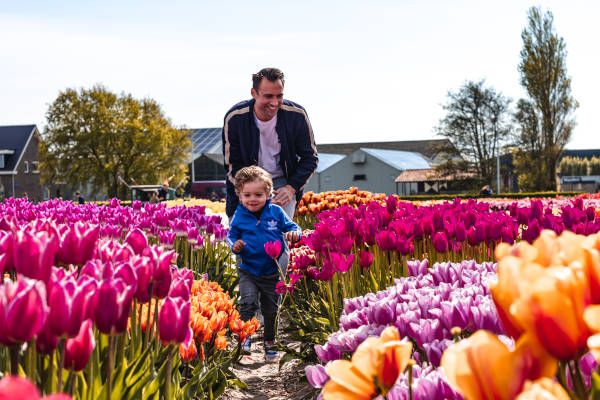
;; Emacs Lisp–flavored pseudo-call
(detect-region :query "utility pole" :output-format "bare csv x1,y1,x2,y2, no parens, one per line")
496,154,501,194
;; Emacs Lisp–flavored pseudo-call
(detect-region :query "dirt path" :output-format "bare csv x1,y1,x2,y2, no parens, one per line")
221,332,319,400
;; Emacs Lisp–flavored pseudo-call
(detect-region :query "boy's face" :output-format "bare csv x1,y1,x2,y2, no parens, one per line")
240,180,268,212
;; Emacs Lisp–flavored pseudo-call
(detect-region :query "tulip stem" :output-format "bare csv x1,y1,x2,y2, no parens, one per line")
165,344,174,400
106,335,116,400
143,283,155,349
9,345,19,376
57,338,65,392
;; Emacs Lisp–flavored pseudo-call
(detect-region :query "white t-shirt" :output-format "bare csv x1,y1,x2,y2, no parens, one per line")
255,114,284,178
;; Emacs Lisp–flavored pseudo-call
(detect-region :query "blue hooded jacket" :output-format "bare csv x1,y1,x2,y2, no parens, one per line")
227,199,301,276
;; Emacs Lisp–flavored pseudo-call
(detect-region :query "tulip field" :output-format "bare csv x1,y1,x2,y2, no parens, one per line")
3,190,600,400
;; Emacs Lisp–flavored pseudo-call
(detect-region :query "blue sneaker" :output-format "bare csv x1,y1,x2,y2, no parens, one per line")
264,340,278,362
241,337,251,355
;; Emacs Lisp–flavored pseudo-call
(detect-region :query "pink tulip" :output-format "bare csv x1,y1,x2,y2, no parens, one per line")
0,231,14,273
168,278,191,301
0,278,48,346
159,296,191,345
13,230,58,283
330,252,355,273
432,231,449,253
0,376,72,399
125,229,148,255
56,223,100,265
142,246,175,299
91,278,134,335
158,231,176,248
264,241,282,259
64,319,95,372
36,318,59,355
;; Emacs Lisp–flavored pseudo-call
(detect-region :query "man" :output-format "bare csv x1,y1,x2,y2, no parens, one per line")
157,184,169,201
75,191,85,204
222,67,318,219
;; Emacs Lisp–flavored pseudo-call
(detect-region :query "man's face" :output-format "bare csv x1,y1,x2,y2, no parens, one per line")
251,78,283,121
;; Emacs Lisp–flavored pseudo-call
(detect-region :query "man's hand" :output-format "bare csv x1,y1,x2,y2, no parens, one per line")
284,231,300,243
232,239,246,253
273,185,296,207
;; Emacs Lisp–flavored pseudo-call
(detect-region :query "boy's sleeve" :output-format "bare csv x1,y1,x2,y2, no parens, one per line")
227,213,241,249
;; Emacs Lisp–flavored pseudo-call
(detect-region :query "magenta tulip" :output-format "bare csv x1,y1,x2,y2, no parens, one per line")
0,278,48,346
48,276,96,338
91,278,134,335
0,231,15,273
159,296,191,345
329,252,354,273
432,232,449,253
36,319,59,355
0,375,72,399
168,278,191,301
125,229,148,255
13,230,58,283
64,319,95,372
358,251,374,269
56,223,99,266
264,241,282,259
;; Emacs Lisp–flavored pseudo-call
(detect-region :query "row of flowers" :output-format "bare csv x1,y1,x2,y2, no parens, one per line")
306,229,600,399
0,210,254,399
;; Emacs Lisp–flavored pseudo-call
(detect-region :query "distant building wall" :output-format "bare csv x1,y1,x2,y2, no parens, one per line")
13,133,42,201
317,150,400,194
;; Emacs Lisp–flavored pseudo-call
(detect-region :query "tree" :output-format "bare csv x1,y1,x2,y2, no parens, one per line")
40,85,192,199
514,6,578,191
435,80,512,187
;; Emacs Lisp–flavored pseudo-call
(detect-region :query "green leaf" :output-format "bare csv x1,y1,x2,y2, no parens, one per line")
278,352,296,371
591,372,600,400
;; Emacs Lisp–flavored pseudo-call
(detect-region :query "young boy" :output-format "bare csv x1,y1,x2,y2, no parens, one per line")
227,166,301,361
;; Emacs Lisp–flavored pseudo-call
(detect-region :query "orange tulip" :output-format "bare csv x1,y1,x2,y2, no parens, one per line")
515,378,569,400
179,340,197,362
441,330,557,400
215,335,228,350
322,327,412,400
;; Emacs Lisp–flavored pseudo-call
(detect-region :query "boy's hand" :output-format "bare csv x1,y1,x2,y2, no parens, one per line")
232,239,246,253
284,231,300,243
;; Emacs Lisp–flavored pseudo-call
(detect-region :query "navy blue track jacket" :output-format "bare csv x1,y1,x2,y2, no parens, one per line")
227,199,301,276
222,99,319,218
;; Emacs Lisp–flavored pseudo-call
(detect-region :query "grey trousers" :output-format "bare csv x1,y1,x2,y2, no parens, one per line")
238,269,280,342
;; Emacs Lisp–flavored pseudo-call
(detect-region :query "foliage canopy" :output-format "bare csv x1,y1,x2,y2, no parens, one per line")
40,85,191,199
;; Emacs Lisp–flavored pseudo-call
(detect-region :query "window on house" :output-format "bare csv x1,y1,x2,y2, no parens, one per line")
0,155,4,169
24,161,29,173
32,161,40,173
353,174,366,181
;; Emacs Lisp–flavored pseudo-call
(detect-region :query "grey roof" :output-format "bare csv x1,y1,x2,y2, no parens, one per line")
0,125,37,172
360,148,432,171
316,153,344,172
190,128,221,159
317,139,448,159
562,149,600,160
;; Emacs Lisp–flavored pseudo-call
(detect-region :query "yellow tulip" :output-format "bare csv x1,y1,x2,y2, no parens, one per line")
441,330,556,400
515,378,569,400
322,326,412,400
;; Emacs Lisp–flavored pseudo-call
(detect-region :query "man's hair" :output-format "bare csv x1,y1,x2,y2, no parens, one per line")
252,68,285,93
75,191,80,195
234,166,273,197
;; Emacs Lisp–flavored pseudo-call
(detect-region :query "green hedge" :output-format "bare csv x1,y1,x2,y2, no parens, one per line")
397,191,584,201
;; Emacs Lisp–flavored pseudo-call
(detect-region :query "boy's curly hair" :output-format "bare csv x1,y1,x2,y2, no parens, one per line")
234,166,273,197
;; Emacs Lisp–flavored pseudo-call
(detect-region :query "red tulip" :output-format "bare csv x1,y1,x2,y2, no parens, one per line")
159,296,191,345
64,319,95,372
13,230,58,283
0,278,48,346
264,241,282,259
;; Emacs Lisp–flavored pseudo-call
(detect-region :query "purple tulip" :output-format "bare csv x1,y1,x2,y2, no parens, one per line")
358,251,374,269
0,278,49,346
48,276,95,338
376,230,397,251
305,364,330,388
64,319,95,371
36,318,59,355
264,241,282,259
159,296,191,345
329,252,354,273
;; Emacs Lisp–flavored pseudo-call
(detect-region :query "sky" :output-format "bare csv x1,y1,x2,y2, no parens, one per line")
1,0,599,149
